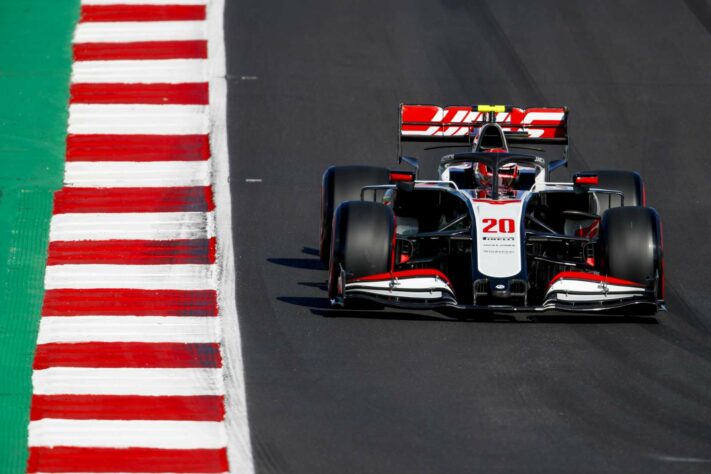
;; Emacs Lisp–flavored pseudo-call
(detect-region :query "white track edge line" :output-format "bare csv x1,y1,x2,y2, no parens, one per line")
208,0,255,470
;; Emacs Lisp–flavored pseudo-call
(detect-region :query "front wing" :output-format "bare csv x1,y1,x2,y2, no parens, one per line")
336,270,663,313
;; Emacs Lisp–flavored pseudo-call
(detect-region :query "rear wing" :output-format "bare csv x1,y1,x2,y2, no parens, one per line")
399,104,568,145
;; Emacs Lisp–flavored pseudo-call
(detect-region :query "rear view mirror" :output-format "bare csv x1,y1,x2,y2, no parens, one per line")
398,156,419,178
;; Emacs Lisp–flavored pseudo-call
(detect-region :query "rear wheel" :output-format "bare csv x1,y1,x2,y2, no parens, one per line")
320,166,390,265
598,206,663,292
591,170,644,213
328,201,394,302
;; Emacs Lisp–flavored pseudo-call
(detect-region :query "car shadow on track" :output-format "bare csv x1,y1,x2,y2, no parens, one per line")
276,295,658,324
267,247,325,271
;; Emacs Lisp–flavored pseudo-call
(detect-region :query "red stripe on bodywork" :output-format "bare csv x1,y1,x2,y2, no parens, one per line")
33,342,222,369
27,447,228,473
53,186,215,213
30,394,225,421
472,199,522,205
42,289,218,316
352,269,452,285
48,238,216,265
548,271,644,288
81,4,205,22
67,134,210,162
73,40,207,61
71,83,209,105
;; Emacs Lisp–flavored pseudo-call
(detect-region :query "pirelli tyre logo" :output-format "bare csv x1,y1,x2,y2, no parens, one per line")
483,236,515,241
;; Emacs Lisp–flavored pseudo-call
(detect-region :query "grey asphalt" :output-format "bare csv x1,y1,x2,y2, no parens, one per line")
225,1,711,472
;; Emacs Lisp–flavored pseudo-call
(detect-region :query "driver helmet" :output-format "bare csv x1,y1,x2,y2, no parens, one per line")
475,162,519,189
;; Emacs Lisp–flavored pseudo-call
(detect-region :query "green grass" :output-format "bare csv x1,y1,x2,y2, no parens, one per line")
0,0,78,470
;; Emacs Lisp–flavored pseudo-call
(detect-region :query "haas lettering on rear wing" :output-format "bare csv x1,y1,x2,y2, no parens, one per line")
399,104,568,145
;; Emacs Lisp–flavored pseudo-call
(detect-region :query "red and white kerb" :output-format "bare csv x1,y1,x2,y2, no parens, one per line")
27,1,232,472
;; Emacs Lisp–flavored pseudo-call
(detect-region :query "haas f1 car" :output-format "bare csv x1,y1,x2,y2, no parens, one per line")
320,104,665,314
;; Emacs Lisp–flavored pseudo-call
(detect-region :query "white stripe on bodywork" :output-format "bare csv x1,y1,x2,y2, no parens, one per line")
348,276,452,291
68,104,209,135
32,367,225,395
64,161,210,188
72,59,207,84
50,212,214,241
349,288,444,299
44,264,215,290
74,21,206,43
545,278,646,302
346,276,454,300
38,317,220,344
29,419,226,449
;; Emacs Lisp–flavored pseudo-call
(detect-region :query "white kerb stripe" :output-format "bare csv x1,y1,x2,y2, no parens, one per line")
38,317,220,344
29,420,226,449
82,0,206,4
50,212,215,241
69,104,209,135
45,264,215,290
72,59,207,84
65,161,210,188
33,367,225,395
74,21,206,44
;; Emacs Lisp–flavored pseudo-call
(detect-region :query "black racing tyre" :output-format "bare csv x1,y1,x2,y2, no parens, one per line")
328,201,394,300
599,206,663,289
591,170,644,213
320,165,390,265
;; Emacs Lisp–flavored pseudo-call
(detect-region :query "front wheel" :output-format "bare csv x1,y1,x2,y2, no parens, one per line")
328,201,394,303
598,206,663,296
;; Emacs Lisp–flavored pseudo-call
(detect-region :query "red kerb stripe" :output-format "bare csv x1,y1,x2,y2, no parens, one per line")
31,394,225,421
73,40,207,61
27,447,228,473
67,134,210,162
71,83,209,105
81,4,205,22
53,186,215,213
34,342,222,369
48,238,216,265
42,289,218,316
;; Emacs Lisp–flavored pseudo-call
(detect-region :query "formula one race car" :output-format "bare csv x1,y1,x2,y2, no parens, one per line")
320,104,664,314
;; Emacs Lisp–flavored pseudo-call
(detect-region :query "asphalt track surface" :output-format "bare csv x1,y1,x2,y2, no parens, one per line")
225,1,711,472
